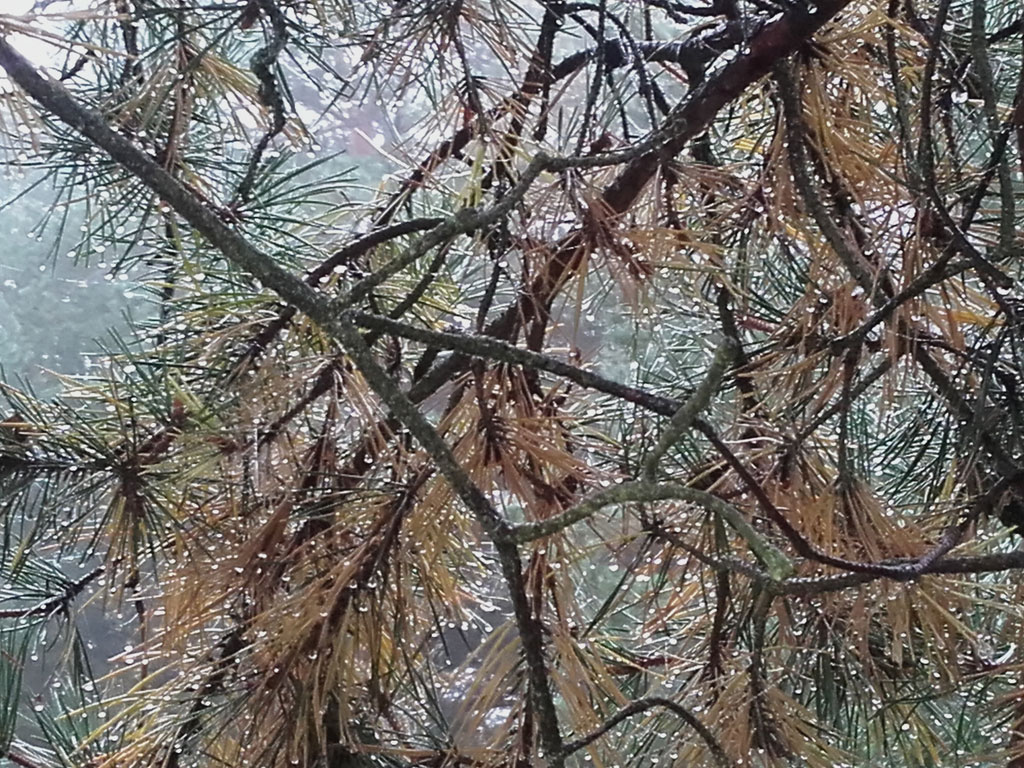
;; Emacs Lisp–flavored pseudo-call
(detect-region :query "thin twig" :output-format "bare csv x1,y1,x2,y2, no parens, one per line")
511,479,794,579
0,566,104,619
235,0,288,205
560,696,735,768
347,310,684,415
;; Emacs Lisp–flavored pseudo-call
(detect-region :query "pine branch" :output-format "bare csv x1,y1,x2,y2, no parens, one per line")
511,479,794,580
0,566,103,619
642,338,738,480
560,696,734,768
346,310,683,415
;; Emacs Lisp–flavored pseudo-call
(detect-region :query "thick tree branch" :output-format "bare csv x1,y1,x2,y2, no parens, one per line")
601,0,857,214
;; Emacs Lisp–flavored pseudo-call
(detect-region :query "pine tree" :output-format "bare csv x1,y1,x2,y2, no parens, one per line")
1,1,1023,765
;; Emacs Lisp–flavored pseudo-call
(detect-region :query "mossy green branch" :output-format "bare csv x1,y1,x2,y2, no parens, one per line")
642,337,739,480
512,480,794,580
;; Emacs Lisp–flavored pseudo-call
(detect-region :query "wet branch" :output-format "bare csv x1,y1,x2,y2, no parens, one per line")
642,338,738,480
346,310,683,414
560,696,734,767
0,566,104,619
511,479,794,578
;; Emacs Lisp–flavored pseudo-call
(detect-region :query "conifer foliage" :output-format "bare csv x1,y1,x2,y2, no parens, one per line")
1,0,1024,765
